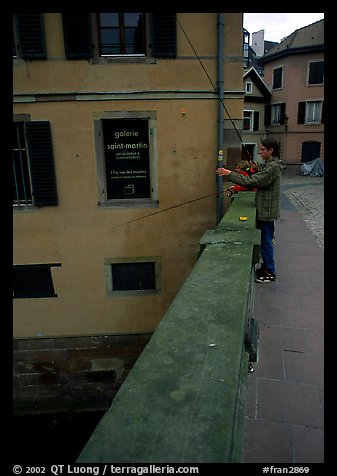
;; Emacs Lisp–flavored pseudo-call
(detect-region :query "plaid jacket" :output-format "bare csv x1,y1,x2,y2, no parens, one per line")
228,157,282,221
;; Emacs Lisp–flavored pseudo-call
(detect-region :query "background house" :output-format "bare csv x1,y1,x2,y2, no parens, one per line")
243,27,277,76
242,66,271,163
13,12,245,413
259,19,324,170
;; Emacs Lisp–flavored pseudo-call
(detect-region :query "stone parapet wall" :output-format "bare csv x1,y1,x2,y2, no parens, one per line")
77,192,260,463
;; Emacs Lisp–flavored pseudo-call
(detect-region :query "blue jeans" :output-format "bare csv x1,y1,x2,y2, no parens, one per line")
259,221,276,274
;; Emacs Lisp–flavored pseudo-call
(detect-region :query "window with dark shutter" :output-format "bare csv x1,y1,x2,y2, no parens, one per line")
271,104,285,125
96,13,146,56
264,105,271,126
297,102,306,124
62,13,93,59
13,264,61,298
25,122,58,206
15,13,46,59
151,14,176,58
253,111,259,131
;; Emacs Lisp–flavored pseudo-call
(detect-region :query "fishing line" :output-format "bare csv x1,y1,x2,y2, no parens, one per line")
176,16,246,150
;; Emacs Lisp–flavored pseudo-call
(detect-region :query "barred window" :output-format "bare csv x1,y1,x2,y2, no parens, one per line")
104,258,161,296
13,122,33,206
13,120,58,208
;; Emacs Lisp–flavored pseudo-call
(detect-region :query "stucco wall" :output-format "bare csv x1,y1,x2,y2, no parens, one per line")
13,13,244,338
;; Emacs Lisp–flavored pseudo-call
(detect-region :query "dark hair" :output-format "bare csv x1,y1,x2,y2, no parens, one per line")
261,137,280,157
236,159,258,174
236,159,251,170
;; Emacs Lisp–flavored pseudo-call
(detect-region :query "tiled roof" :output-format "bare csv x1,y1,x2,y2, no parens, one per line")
259,19,324,63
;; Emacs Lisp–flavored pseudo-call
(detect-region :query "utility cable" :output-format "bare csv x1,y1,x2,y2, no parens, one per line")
176,16,253,159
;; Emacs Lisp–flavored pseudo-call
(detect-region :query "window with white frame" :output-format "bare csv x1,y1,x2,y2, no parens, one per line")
243,110,259,131
271,104,282,125
243,110,254,130
306,101,323,124
94,111,158,206
245,81,252,94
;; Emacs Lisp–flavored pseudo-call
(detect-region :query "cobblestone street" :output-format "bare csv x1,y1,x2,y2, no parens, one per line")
281,175,324,251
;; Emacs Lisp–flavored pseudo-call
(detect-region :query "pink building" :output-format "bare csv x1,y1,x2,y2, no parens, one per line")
259,19,324,172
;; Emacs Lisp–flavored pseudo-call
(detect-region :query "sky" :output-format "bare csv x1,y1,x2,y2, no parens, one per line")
243,13,324,43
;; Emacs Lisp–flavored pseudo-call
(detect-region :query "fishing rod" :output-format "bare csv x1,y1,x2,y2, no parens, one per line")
110,188,231,231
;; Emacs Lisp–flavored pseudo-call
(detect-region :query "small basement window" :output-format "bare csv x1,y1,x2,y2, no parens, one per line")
105,257,161,296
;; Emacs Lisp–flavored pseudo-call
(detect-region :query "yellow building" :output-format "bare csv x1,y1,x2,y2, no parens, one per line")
13,13,245,412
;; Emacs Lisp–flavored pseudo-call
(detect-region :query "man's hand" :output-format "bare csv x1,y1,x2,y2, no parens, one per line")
226,186,235,197
216,167,232,176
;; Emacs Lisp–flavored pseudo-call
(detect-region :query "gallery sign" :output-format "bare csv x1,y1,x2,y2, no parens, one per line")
102,119,150,199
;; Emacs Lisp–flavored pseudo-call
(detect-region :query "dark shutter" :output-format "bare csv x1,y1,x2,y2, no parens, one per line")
279,103,286,125
297,102,306,124
253,111,259,131
62,13,93,59
272,67,282,89
25,122,58,206
15,13,46,59
308,61,324,84
321,101,324,124
264,105,271,126
151,14,176,58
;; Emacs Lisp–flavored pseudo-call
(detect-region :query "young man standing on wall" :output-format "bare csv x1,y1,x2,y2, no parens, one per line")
216,137,283,283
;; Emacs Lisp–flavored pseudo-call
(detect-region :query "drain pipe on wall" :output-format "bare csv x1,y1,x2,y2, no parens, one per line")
216,13,225,225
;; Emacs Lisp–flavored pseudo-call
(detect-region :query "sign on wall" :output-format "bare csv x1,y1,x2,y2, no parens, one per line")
102,119,150,199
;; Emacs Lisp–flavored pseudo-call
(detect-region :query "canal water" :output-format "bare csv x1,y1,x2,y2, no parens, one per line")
14,410,105,462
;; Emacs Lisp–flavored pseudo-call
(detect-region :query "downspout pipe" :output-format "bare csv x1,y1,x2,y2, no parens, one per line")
216,13,225,225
